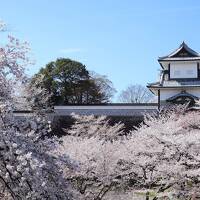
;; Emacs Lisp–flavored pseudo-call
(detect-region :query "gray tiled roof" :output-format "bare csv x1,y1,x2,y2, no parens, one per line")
159,57,200,61
148,80,200,88
13,104,158,117
167,91,198,101
163,80,200,86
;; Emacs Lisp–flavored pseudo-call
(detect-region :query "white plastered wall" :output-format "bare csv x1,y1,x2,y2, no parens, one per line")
170,62,197,79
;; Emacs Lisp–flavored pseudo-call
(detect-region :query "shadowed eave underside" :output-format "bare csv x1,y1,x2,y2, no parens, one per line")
147,80,200,88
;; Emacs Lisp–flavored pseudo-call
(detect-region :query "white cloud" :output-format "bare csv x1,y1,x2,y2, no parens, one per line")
59,48,85,54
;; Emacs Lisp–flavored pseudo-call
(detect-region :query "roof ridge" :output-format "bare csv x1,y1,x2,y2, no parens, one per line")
158,42,200,61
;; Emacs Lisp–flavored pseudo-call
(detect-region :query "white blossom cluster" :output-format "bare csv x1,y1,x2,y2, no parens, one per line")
60,106,200,199
0,109,74,199
68,114,124,141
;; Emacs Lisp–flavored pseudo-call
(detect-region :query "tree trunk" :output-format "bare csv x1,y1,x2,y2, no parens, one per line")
146,191,150,200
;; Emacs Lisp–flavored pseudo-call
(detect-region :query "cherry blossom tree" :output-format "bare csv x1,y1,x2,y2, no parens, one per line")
0,22,74,199
60,105,200,200
55,113,124,199
68,114,125,141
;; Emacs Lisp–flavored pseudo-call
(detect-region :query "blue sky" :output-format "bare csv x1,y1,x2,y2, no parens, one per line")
1,0,200,99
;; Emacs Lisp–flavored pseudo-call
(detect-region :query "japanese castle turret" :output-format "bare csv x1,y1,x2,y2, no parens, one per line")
147,42,200,109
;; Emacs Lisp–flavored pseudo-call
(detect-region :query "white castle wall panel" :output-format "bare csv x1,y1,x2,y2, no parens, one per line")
170,62,197,79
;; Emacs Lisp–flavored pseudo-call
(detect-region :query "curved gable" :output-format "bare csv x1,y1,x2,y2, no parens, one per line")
158,42,200,61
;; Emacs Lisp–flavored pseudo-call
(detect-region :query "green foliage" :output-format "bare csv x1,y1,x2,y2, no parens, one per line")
31,58,114,105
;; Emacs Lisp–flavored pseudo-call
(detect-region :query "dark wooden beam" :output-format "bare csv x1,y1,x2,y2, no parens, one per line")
158,89,160,111
168,63,170,80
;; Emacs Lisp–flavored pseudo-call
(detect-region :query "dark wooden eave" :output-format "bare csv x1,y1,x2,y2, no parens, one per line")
147,85,200,89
